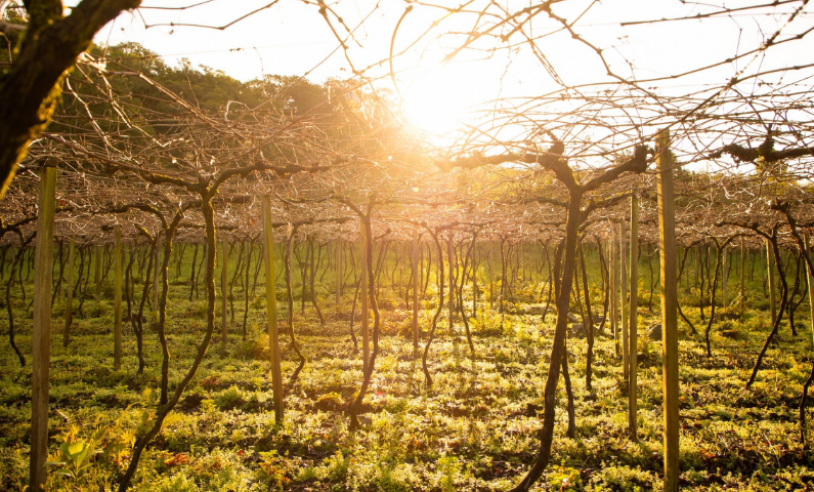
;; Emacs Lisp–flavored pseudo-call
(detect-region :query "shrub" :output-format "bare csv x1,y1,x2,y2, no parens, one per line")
213,386,246,411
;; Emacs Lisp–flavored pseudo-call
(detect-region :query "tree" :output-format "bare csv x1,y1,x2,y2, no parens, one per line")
0,0,141,196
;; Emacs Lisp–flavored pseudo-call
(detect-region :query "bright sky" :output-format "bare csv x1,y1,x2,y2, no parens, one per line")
77,0,814,137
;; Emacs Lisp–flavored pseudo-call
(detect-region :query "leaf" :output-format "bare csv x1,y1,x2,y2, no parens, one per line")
61,440,92,465
104,441,125,456
71,442,88,456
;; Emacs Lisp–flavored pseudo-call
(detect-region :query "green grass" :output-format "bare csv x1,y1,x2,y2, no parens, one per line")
1,244,813,491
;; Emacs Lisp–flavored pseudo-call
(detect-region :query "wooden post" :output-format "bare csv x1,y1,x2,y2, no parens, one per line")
721,248,727,313
657,129,680,492
152,233,160,324
95,244,102,300
472,241,478,319
488,245,494,311
114,227,122,370
767,240,777,324
221,238,229,343
412,229,419,354
760,245,766,285
499,240,506,313
801,233,814,406
360,219,369,373
448,236,455,341
29,159,57,492
336,236,342,308
620,220,629,380
399,243,405,301
806,234,814,344
63,240,74,347
610,225,618,357
419,243,425,304
263,197,284,424
629,196,639,441
741,240,746,319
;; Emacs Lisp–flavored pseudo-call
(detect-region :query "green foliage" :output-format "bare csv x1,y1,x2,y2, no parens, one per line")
0,242,812,491
438,456,461,492
548,463,582,492
213,385,247,411
48,440,102,480
256,450,296,489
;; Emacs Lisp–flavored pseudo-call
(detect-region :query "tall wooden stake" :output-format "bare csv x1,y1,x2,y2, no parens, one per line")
621,220,629,380
740,240,746,319
263,197,284,424
152,233,160,324
448,236,455,347
95,244,102,300
657,129,680,492
114,227,122,370
722,248,728,313
221,238,230,343
412,229,419,354
611,225,619,357
336,236,342,308
767,240,777,324
63,239,74,347
806,234,814,343
628,195,639,441
488,245,494,311
472,241,479,319
360,219,369,373
30,159,56,492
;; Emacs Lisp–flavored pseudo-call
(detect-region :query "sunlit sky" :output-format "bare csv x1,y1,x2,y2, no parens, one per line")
70,0,814,136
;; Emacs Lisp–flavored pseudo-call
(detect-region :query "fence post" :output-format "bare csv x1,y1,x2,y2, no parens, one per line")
628,196,639,441
95,244,102,299
412,228,419,355
153,232,160,324
361,218,369,373
29,159,57,492
221,237,230,342
767,240,777,324
336,236,342,308
611,225,618,356
63,239,74,347
114,227,122,370
621,220,628,380
657,129,680,492
263,197,284,424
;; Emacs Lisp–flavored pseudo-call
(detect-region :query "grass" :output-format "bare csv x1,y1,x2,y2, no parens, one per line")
1,245,813,491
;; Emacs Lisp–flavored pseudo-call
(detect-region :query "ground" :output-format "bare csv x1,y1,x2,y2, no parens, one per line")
1,250,813,491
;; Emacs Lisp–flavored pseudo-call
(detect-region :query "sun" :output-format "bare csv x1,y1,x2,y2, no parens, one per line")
400,61,485,138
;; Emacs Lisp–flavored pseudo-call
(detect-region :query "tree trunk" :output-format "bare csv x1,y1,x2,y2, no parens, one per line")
421,229,445,389
285,228,306,387
509,190,582,492
349,216,382,430
747,234,788,388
